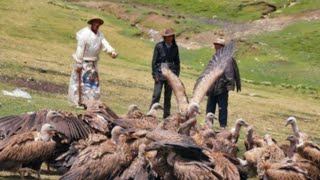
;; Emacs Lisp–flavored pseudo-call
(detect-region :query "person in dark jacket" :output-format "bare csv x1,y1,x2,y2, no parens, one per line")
150,28,180,118
206,38,241,129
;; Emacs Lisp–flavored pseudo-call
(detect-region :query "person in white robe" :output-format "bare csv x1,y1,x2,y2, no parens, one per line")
68,17,117,106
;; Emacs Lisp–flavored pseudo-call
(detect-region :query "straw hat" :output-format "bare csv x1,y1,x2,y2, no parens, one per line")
161,28,175,37
213,37,225,45
87,17,104,25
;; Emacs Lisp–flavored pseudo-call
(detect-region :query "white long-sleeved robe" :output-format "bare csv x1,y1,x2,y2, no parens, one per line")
68,26,115,105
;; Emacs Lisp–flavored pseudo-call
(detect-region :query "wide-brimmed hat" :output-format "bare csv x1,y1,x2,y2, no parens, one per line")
161,28,175,37
87,17,104,25
213,37,225,45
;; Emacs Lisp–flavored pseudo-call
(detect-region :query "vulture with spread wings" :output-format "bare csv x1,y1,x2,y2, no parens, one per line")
161,40,236,120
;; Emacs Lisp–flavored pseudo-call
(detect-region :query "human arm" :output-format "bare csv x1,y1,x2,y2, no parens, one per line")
101,33,117,58
152,45,160,82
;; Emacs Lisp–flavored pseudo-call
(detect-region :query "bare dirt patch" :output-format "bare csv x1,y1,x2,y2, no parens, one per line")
0,75,67,94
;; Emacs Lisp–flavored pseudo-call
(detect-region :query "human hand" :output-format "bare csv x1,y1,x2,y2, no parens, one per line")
109,51,118,59
154,75,160,83
75,66,82,73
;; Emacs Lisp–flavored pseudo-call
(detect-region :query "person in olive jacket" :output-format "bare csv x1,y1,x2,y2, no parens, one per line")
150,28,180,118
206,38,241,129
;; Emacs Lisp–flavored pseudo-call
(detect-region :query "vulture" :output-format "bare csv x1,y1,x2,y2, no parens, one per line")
205,151,240,180
83,99,119,121
145,140,223,180
112,103,163,131
55,133,109,173
144,123,223,180
296,139,320,169
0,110,97,172
214,118,248,143
0,123,56,179
261,161,312,180
161,40,236,121
244,125,265,151
286,135,320,180
0,110,93,143
256,134,286,178
126,104,145,119
125,102,163,119
285,116,311,142
119,143,157,180
60,126,133,180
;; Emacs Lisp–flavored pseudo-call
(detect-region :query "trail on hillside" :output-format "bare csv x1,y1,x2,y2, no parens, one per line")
75,1,320,49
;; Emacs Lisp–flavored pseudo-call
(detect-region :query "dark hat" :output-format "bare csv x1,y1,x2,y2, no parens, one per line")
161,28,175,37
87,17,104,25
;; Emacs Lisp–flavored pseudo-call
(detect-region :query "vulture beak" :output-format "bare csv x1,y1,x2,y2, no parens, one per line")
285,121,290,127
243,122,249,127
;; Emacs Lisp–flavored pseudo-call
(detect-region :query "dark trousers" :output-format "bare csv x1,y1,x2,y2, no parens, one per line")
150,80,172,118
206,91,229,127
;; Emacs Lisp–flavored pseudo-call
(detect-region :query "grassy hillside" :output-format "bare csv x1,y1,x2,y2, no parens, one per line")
107,0,320,21
238,20,320,91
0,0,320,179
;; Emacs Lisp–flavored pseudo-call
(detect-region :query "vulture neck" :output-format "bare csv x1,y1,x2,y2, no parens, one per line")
167,151,176,166
205,117,213,130
111,134,120,144
246,130,254,144
291,123,300,137
287,141,296,158
38,131,52,142
146,108,157,117
232,123,242,137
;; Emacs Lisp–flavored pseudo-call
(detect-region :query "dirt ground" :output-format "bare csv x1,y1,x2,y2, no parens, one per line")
0,75,67,94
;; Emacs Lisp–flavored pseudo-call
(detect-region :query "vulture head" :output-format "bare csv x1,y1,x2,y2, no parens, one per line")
246,125,254,135
187,102,200,117
128,104,140,114
285,116,296,127
286,135,299,145
39,123,56,141
263,134,274,145
205,112,216,129
111,126,129,144
235,118,249,128
146,102,164,117
46,110,64,121
150,102,164,111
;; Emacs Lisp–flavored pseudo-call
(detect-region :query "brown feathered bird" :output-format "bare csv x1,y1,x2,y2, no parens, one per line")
296,139,320,169
0,123,56,179
215,118,248,143
60,126,133,180
244,125,266,151
145,139,223,180
0,110,93,143
161,40,236,120
205,151,240,180
285,116,311,142
286,135,320,180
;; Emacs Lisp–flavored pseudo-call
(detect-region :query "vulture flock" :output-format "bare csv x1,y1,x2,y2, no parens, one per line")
0,41,319,180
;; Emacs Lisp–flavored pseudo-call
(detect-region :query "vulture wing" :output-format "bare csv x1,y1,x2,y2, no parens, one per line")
0,132,55,163
190,40,236,106
161,63,189,113
0,110,93,142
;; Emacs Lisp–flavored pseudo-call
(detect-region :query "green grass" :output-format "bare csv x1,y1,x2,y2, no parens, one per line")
106,0,320,21
237,20,320,90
